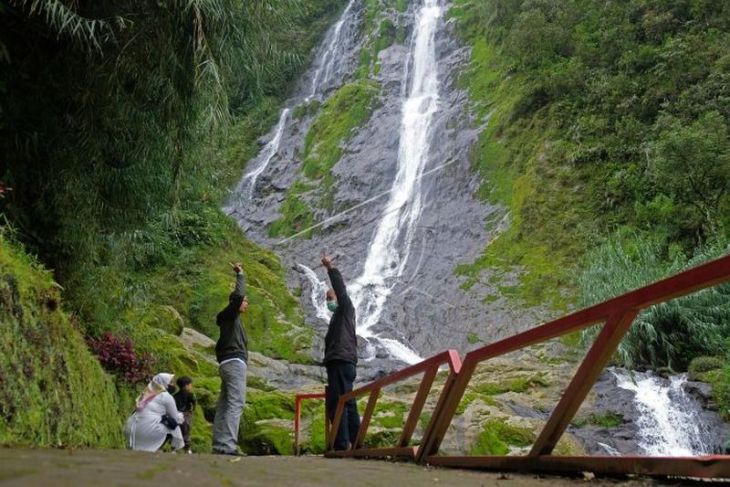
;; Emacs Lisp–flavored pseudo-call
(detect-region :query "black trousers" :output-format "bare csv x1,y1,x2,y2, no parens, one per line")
325,360,360,450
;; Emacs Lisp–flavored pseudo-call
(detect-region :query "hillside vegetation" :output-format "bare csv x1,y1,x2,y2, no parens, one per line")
451,0,730,371
0,0,345,450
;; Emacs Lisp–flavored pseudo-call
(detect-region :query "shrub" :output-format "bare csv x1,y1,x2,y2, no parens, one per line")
87,332,153,384
689,356,724,375
579,233,730,370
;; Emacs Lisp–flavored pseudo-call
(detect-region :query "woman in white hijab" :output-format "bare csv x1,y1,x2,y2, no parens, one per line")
124,373,185,451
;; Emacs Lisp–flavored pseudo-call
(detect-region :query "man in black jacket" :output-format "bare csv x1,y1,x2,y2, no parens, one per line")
322,255,360,450
212,262,249,455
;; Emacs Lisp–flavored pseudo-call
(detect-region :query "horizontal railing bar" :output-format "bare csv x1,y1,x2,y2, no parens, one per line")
465,254,730,364
326,446,417,459
296,393,326,400
337,350,460,405
426,455,730,478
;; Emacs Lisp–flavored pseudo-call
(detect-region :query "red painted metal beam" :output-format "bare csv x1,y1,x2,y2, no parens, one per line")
420,254,730,461
399,366,437,447
326,350,461,456
353,388,381,449
426,455,730,479
293,392,326,456
326,446,417,460
530,310,639,456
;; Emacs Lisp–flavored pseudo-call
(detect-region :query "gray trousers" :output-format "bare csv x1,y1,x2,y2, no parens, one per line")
213,359,247,453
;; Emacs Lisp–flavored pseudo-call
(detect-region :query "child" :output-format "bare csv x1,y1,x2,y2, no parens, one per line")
173,376,197,454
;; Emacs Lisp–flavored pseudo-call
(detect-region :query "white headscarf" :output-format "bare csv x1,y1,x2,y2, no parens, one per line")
135,373,174,411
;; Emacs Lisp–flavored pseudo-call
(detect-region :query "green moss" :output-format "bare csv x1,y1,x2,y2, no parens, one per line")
467,333,481,344
303,81,379,179
473,373,551,395
363,430,401,449
470,420,535,455
268,181,316,239
689,356,724,375
372,400,408,429
573,411,623,428
0,235,124,448
299,401,328,454
292,100,321,120
375,18,396,53
704,365,730,419
449,5,593,311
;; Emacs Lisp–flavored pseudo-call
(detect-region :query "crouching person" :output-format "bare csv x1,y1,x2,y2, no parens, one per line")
125,373,184,451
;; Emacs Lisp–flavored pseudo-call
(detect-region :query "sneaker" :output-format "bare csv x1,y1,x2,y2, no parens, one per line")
212,449,241,456
186,449,193,455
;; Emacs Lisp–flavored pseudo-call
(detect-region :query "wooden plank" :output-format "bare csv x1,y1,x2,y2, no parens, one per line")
427,455,730,479
530,310,639,456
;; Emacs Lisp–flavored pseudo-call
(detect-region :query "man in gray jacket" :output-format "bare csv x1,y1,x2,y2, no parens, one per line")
212,262,249,455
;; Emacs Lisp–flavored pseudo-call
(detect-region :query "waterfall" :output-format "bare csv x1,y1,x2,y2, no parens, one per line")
237,108,290,200
298,264,331,323
308,0,358,99
346,0,443,364
613,369,713,455
229,0,359,204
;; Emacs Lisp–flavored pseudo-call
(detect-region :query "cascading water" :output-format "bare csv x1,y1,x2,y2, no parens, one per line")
228,0,359,205
613,369,713,455
347,0,443,364
235,108,290,200
308,0,358,99
297,0,444,365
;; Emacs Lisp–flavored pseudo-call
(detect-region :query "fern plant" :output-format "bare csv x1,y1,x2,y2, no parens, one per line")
579,233,730,370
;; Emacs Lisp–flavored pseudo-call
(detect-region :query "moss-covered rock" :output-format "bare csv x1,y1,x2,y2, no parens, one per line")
302,80,380,179
469,420,535,455
0,236,124,447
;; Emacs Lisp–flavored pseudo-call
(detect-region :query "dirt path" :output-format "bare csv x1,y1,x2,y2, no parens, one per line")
0,449,662,487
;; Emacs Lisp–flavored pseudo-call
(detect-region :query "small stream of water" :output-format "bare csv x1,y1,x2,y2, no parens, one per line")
613,369,714,455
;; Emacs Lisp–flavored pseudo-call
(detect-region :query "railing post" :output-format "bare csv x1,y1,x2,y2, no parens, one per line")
353,388,381,449
328,397,345,452
399,366,437,447
416,360,475,463
529,310,639,456
294,395,302,456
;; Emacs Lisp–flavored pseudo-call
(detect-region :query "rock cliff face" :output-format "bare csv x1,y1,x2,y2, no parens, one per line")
228,0,546,375
225,0,729,457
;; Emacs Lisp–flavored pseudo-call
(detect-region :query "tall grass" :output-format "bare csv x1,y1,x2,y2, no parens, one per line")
579,233,730,370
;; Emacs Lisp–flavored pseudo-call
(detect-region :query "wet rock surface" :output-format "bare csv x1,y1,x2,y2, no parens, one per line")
227,0,548,374
572,368,730,455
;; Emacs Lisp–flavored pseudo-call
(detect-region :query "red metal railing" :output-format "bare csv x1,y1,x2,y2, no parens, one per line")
295,253,730,478
326,349,461,460
294,392,327,456
421,253,730,477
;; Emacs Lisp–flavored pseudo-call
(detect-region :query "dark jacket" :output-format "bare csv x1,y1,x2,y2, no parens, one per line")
174,390,197,413
215,272,249,364
324,267,358,364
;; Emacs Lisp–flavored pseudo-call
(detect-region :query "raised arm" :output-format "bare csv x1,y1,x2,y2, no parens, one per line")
327,267,349,302
322,255,349,303
231,262,246,298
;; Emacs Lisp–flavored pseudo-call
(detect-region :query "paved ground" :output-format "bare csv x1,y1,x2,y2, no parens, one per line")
0,449,666,487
